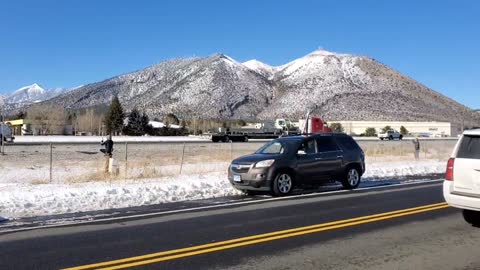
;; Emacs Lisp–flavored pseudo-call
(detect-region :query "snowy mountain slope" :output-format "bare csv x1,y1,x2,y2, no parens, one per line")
243,59,277,79
47,54,275,119
24,50,480,126
260,50,478,126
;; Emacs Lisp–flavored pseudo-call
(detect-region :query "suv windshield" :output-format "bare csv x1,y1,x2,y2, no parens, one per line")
256,141,287,154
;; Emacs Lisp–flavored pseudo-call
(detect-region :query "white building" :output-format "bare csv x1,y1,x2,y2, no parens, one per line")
329,121,461,137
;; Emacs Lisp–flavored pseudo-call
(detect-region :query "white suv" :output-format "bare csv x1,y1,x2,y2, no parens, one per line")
443,129,480,226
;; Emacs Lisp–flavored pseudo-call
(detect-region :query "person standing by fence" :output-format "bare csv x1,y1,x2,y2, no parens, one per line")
101,134,114,173
413,137,420,160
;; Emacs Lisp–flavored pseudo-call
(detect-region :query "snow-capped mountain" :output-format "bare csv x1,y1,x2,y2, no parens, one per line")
4,83,69,105
28,50,480,126
6,83,46,104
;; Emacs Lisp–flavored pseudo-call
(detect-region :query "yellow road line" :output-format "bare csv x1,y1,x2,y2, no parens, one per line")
64,202,448,270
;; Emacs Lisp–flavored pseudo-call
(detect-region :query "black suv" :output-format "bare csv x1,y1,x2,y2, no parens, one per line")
228,133,365,196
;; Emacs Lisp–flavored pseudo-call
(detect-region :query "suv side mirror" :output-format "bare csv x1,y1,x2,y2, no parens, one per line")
297,150,306,155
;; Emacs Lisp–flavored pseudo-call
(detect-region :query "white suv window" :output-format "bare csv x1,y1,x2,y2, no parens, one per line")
457,135,480,159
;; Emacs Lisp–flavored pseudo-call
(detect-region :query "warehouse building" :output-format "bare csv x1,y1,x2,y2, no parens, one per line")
329,121,461,137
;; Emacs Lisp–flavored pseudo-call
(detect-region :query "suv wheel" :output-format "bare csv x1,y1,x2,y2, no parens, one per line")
399,135,403,140
243,136,249,142
341,167,361,189
272,172,293,196
389,135,393,140
463,209,480,227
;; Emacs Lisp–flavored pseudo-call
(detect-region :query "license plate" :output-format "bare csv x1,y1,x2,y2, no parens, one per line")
233,175,242,182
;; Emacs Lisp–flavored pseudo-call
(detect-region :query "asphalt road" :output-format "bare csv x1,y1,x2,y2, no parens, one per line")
1,181,479,270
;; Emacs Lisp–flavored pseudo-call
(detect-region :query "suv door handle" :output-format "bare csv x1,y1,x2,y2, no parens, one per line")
337,155,343,158
315,157,323,161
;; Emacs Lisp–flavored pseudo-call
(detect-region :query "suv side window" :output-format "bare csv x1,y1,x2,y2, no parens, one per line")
298,139,317,155
316,136,339,152
457,135,480,159
336,135,360,151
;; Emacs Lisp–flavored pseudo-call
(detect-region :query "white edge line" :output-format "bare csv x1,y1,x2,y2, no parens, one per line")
0,179,444,234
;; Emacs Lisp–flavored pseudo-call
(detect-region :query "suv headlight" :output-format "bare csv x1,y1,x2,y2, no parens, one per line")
255,159,275,168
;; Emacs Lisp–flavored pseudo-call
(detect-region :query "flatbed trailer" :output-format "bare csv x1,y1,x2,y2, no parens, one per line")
210,127,301,142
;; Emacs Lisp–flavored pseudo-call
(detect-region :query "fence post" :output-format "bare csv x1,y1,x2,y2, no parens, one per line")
424,140,428,159
179,142,186,175
125,142,128,181
0,134,3,155
49,143,53,183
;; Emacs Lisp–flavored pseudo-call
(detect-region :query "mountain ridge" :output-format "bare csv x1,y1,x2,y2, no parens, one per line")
8,50,480,127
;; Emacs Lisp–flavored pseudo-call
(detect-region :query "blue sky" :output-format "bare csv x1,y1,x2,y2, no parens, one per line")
1,0,479,108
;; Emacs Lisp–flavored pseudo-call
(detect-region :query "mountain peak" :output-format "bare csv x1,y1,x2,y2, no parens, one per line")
307,49,336,57
212,53,237,63
14,83,45,94
5,83,71,105
243,59,276,79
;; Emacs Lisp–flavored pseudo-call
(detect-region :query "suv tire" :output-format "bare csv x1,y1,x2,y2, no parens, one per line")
272,172,293,196
463,209,480,227
341,167,361,189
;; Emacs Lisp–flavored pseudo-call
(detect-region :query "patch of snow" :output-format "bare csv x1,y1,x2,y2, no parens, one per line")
363,160,445,179
0,172,241,218
148,121,181,129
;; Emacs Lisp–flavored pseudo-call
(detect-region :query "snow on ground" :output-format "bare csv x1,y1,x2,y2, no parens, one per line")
363,160,445,179
0,160,447,219
14,135,209,143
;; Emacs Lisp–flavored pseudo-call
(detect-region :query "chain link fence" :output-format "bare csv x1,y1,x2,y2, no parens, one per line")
0,139,456,184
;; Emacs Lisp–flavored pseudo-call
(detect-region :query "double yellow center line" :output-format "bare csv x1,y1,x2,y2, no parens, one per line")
64,202,449,270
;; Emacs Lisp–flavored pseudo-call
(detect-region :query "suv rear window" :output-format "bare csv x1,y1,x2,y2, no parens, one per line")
335,135,360,151
457,135,480,159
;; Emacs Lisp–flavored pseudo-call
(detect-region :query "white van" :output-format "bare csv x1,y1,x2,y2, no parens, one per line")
0,123,15,142
443,128,480,226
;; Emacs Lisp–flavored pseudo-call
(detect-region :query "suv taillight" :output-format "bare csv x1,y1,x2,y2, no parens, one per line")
445,158,455,181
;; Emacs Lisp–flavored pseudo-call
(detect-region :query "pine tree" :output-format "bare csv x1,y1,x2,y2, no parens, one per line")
105,96,125,135
141,112,152,135
400,126,408,135
123,108,143,136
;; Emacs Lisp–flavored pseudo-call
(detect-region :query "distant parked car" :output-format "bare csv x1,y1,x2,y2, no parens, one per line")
443,128,480,226
378,130,403,140
228,133,365,196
